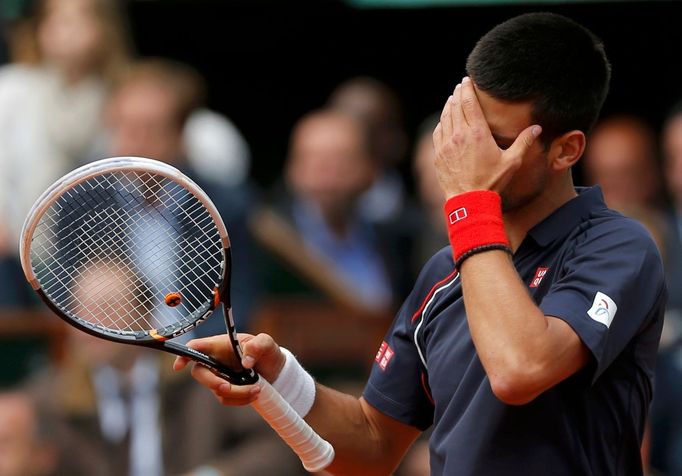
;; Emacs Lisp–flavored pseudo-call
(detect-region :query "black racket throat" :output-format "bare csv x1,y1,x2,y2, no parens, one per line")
165,340,258,386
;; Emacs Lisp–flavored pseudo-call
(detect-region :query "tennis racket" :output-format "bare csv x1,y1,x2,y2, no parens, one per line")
19,156,334,472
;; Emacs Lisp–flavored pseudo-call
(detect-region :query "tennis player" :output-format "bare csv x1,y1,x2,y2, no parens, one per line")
176,12,666,475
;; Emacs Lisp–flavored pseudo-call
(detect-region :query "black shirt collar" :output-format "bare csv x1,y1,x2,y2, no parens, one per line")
525,186,607,247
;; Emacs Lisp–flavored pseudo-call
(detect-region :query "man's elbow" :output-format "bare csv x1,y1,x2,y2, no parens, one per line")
489,374,541,405
487,357,547,405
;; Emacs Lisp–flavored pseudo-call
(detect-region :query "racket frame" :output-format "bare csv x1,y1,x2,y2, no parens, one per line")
20,156,335,472
20,156,257,385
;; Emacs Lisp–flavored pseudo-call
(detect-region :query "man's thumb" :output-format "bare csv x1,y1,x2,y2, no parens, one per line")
508,125,542,157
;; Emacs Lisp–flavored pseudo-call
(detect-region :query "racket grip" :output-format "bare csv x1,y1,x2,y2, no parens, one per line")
250,377,335,472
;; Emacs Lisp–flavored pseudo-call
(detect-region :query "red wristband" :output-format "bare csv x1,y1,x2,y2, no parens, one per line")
444,190,511,269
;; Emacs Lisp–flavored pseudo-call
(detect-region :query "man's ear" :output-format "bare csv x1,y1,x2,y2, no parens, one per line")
548,130,585,171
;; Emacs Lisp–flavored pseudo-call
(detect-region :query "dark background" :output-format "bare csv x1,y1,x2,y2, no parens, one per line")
122,1,682,185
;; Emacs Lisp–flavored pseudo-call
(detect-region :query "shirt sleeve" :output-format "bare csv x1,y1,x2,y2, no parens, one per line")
539,217,666,383
363,248,453,431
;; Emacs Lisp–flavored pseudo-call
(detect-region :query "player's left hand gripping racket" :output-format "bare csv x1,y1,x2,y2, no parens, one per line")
19,156,334,473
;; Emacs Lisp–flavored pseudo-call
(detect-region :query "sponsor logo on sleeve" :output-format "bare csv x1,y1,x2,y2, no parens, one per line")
375,340,395,371
587,291,617,328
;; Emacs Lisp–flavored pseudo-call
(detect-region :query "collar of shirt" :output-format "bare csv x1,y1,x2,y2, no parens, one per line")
525,186,607,247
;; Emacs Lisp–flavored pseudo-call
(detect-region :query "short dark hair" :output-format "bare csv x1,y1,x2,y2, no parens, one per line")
466,12,611,145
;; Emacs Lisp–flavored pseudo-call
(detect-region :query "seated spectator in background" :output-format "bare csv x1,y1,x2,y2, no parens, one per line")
184,107,253,189
104,58,258,332
411,113,448,272
583,114,664,213
0,387,101,476
327,76,408,225
661,103,682,324
25,262,304,476
254,109,415,312
649,101,682,476
0,389,58,476
0,0,126,386
0,0,130,256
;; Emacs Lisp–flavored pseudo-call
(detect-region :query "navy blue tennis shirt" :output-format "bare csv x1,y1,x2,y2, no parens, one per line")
363,186,666,475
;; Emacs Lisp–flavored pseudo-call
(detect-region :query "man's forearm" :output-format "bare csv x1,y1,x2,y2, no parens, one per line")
459,250,587,405
304,385,419,476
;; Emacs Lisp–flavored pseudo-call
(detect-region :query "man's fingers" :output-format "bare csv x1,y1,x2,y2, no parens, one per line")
439,93,454,139
241,333,281,370
432,122,443,149
213,383,262,406
459,76,487,129
450,83,465,129
506,125,542,160
186,334,240,366
173,356,191,371
190,362,233,390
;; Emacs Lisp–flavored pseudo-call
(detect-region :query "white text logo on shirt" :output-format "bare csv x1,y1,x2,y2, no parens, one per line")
529,267,549,288
375,341,395,371
587,291,617,328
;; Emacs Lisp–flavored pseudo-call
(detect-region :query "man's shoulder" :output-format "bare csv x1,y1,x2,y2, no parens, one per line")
409,247,458,300
581,207,661,252
422,246,455,277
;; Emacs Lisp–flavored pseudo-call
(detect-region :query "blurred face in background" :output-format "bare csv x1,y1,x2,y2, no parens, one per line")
0,393,55,476
287,111,377,228
663,115,682,209
413,131,445,214
67,262,144,369
38,0,104,76
584,117,659,211
329,78,407,168
107,80,184,166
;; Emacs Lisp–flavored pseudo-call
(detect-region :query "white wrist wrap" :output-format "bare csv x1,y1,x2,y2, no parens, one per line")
271,347,316,418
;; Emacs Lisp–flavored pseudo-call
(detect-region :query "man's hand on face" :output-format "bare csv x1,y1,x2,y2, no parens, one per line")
432,77,542,200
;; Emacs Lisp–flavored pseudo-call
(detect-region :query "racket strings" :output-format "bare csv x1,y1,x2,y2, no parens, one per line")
40,181,174,330
55,174,215,330
30,170,224,335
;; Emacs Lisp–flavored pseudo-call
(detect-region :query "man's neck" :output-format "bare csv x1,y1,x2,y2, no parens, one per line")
503,179,578,252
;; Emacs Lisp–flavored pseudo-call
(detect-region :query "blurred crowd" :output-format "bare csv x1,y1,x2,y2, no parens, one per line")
0,1,681,476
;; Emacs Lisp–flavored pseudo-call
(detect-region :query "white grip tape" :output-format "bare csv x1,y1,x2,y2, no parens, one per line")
250,377,335,472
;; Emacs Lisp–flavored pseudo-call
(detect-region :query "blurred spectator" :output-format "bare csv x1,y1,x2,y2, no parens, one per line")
0,387,101,476
411,113,447,272
650,101,682,476
0,0,127,387
0,0,131,256
583,114,664,212
26,262,304,476
661,102,682,320
253,109,418,312
0,389,57,476
328,76,409,225
184,108,252,188
104,58,258,332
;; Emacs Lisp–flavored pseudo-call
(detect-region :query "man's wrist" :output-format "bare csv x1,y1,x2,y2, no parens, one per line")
271,347,316,417
444,190,511,269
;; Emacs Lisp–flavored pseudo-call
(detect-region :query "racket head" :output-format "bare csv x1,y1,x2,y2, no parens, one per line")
20,156,233,343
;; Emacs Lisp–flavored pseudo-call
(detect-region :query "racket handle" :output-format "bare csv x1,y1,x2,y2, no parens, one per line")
250,377,335,472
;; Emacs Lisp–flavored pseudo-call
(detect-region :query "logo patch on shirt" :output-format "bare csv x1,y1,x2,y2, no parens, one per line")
529,267,549,288
587,291,617,328
375,341,394,371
